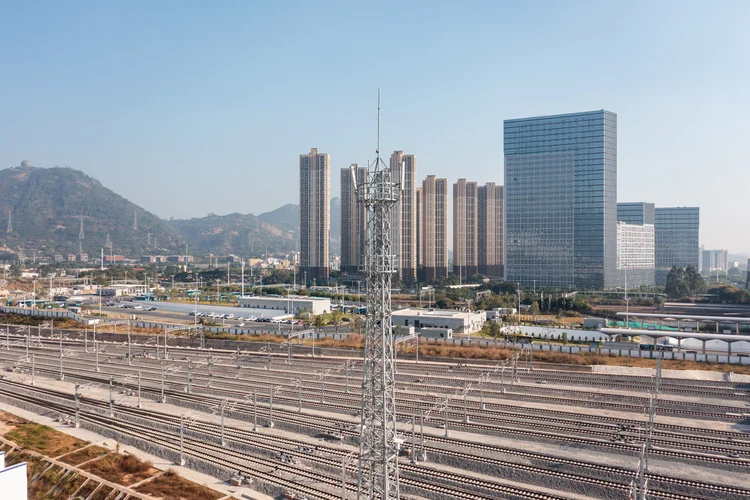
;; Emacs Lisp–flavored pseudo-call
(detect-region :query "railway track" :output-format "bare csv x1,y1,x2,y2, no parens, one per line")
4,349,750,460
4,330,748,400
2,380,743,500
3,346,747,425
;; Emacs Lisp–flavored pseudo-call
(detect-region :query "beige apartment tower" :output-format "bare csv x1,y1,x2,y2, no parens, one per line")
415,187,423,275
340,165,366,274
300,148,330,280
420,175,449,282
478,183,504,278
389,151,418,284
453,179,478,279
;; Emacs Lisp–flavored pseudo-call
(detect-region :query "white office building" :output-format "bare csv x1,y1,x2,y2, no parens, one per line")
238,295,331,315
616,222,655,287
392,308,486,334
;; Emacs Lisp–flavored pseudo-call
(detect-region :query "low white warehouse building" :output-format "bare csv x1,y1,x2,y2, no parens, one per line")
238,295,331,315
392,308,486,334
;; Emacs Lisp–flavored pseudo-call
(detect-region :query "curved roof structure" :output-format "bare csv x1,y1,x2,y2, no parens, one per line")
599,327,750,343
615,312,750,323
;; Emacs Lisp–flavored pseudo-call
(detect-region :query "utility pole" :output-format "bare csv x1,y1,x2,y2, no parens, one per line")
220,399,226,446
74,383,80,428
356,90,402,500
109,376,114,417
58,323,64,381
179,415,185,466
629,351,663,500
517,283,522,325
137,370,142,408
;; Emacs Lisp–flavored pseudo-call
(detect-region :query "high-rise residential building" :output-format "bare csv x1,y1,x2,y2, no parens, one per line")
420,175,448,282
415,187,423,273
504,110,617,289
477,183,504,278
398,153,418,284
654,207,700,285
388,151,418,284
299,148,330,281
453,179,478,279
616,222,655,286
617,202,655,225
340,165,366,274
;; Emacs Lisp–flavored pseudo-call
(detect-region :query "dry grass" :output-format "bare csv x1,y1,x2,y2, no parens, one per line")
82,452,156,486
2,415,86,456
0,313,82,329
136,469,223,500
59,444,109,466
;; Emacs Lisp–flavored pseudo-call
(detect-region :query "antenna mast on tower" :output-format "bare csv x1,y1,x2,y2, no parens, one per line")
6,211,12,233
357,89,402,499
133,210,138,231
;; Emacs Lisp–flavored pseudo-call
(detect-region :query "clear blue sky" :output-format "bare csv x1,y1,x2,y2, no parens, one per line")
2,1,749,253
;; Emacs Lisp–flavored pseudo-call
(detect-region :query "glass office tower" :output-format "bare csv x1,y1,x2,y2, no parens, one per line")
617,202,655,225
504,110,617,289
655,207,700,284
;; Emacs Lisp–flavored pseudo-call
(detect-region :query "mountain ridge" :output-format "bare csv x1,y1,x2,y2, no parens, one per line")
0,165,340,259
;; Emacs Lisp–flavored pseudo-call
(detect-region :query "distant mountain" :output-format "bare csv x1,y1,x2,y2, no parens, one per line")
258,204,298,231
0,164,344,260
167,212,296,256
0,165,184,256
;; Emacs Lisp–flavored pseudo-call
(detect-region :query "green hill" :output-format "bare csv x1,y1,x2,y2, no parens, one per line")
0,165,183,256
0,164,342,260
166,212,296,256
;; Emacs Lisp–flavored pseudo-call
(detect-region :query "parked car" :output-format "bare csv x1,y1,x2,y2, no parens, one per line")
145,306,156,311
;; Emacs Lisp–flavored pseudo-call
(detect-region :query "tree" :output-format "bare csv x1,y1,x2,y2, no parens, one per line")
330,310,344,333
685,265,706,295
665,265,705,298
349,315,364,333
529,301,540,317
561,331,568,344
664,266,688,298
312,314,326,332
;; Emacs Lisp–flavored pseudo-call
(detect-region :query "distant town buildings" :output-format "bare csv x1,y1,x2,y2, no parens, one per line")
504,110,618,289
299,148,330,281
701,248,729,273
654,207,700,284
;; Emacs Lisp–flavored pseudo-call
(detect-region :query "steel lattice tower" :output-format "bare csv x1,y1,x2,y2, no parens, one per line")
357,90,402,499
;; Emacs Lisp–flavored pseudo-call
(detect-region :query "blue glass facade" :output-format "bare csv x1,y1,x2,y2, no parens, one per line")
617,202,655,225
654,207,700,285
504,110,617,289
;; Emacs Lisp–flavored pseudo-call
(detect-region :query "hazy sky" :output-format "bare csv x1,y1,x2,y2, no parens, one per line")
2,1,749,253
